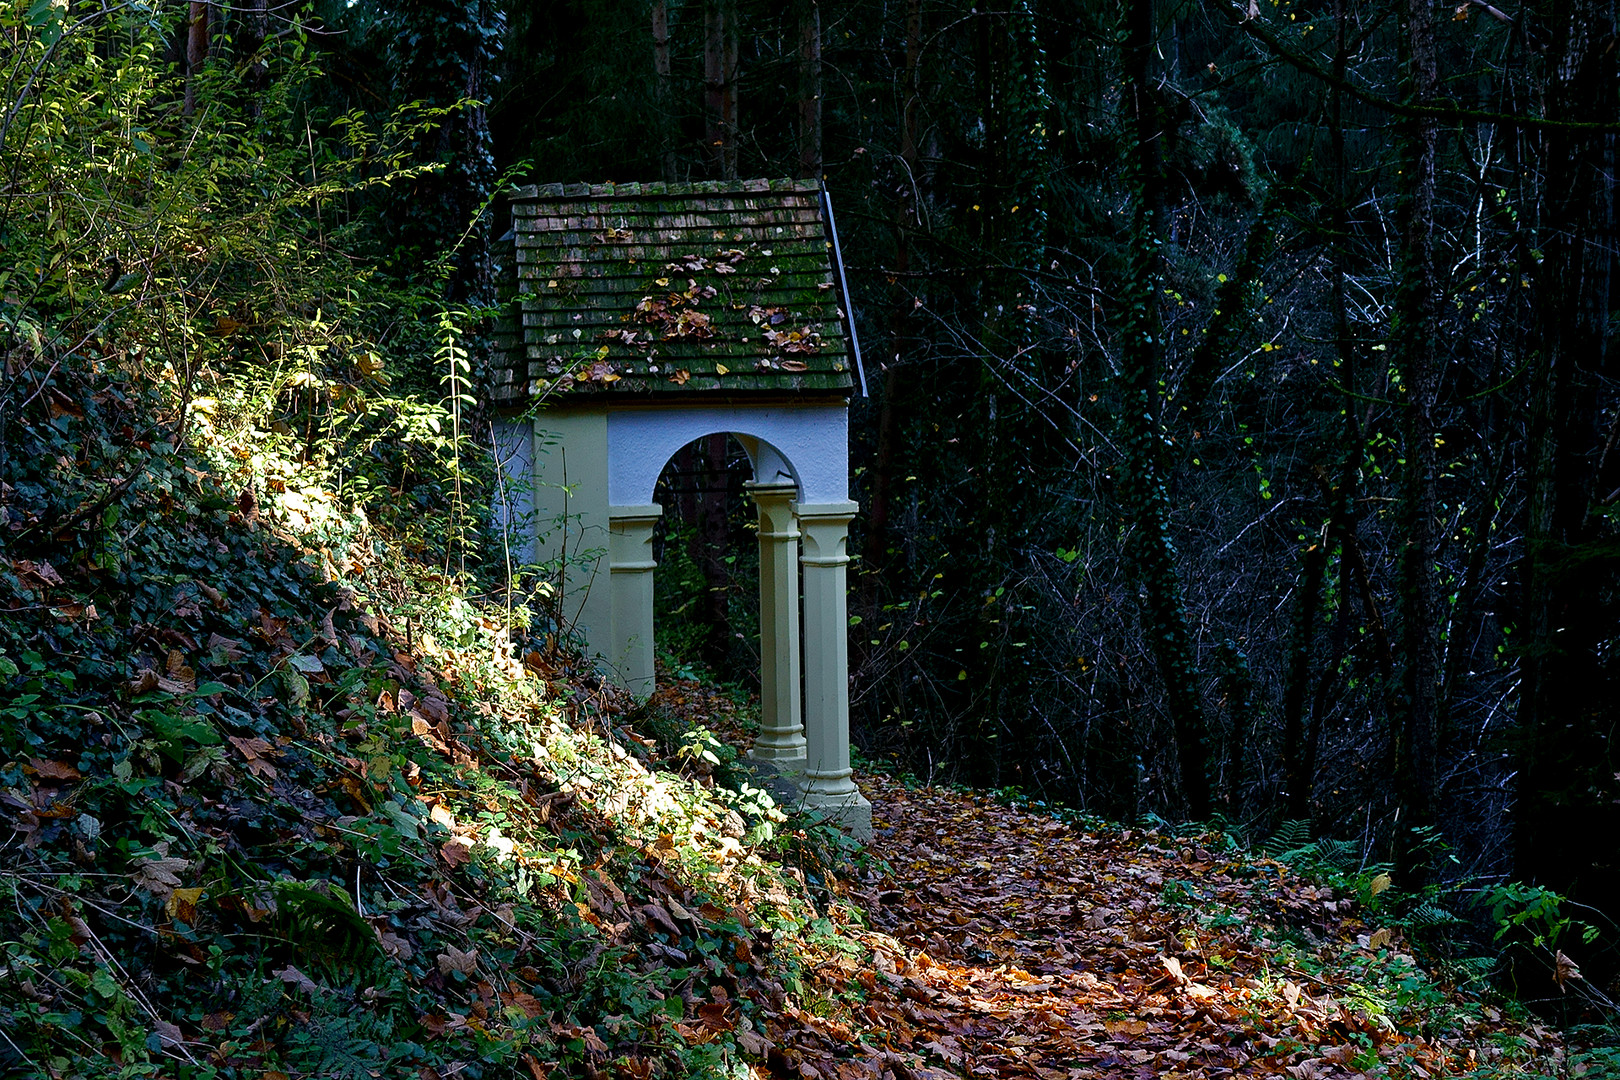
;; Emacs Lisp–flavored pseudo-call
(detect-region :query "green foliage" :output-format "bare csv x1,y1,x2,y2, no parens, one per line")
1262,818,1316,860
0,0,508,578
0,6,834,1075
1483,883,1598,951
651,511,761,685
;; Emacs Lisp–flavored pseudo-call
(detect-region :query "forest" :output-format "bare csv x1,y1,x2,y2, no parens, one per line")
2,0,1619,1075
484,0,1617,966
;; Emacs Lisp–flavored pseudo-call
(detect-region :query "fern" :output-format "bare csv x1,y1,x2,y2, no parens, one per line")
272,880,380,970
1444,955,1498,990
1258,822,1363,872
1263,818,1313,859
286,1014,396,1080
1407,901,1462,929
1313,837,1357,870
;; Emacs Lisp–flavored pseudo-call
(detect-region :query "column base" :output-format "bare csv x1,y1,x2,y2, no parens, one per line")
744,756,806,807
739,758,872,842
747,739,807,764
796,785,872,841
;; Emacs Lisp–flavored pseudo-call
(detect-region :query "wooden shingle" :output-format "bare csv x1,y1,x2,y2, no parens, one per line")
489,179,858,405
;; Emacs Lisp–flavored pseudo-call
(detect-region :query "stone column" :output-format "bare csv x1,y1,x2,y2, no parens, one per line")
608,504,662,700
745,482,806,763
794,500,870,838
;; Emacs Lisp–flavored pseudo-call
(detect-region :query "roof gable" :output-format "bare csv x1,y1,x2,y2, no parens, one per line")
488,178,857,407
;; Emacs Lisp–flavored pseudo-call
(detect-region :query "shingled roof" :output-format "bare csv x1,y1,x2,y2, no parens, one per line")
487,178,861,407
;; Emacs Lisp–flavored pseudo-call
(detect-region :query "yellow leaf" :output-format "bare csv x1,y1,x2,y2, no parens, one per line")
595,345,610,361
714,364,729,375
166,887,204,924
1368,872,1392,897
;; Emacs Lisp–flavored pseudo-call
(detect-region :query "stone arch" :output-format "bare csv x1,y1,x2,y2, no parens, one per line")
502,400,868,836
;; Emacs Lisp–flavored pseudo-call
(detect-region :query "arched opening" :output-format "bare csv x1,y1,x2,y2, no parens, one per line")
637,431,808,768
650,434,760,683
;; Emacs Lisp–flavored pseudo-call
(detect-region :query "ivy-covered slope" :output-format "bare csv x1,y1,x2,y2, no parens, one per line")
0,347,830,1079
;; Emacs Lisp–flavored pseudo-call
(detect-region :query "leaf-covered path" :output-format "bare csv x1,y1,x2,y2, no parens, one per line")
757,774,1558,1080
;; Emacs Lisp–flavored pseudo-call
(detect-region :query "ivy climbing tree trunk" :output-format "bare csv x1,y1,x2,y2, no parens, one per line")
379,0,503,305
1116,0,1211,819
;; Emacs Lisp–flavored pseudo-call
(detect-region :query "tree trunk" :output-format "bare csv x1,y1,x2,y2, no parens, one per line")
796,0,821,181
704,0,738,180
1280,534,1328,820
1516,0,1620,922
652,0,676,183
238,0,269,108
697,432,733,666
1118,0,1211,819
1214,640,1255,811
183,0,209,116
1390,0,1441,882
864,0,922,567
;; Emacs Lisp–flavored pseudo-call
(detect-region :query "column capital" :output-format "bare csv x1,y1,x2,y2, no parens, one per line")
792,500,859,523
746,483,801,539
743,480,799,497
608,505,662,572
794,500,857,566
608,503,664,524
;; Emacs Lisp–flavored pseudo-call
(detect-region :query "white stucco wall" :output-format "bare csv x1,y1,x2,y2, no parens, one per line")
491,418,537,567
605,403,849,505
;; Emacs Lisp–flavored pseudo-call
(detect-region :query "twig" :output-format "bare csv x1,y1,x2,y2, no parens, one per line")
0,1023,40,1074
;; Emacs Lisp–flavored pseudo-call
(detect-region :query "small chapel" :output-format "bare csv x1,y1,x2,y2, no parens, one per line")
487,178,870,837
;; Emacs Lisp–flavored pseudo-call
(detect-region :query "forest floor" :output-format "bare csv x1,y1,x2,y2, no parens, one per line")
651,676,1577,1080
0,346,1584,1079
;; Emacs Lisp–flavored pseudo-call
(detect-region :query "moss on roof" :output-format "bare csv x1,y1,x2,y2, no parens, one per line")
487,179,857,407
